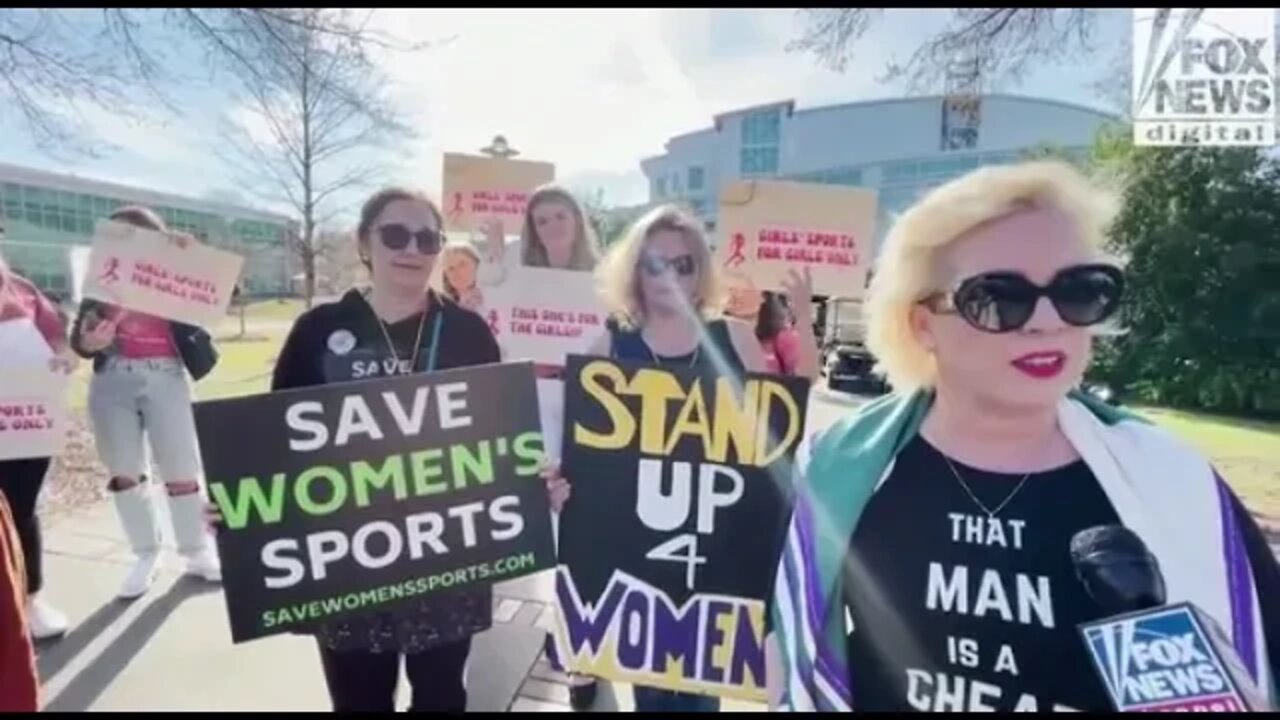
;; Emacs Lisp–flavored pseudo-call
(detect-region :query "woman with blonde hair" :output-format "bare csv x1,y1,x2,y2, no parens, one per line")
552,204,767,713
438,242,485,312
768,161,1280,711
480,182,605,710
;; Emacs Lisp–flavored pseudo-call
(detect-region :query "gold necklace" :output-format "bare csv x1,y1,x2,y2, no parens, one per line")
942,455,1032,519
363,290,428,375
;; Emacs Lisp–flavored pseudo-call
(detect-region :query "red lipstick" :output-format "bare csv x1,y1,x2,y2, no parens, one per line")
1011,351,1066,379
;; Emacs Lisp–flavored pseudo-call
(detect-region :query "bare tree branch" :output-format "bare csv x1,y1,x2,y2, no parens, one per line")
790,8,1103,94
218,10,424,308
0,8,441,156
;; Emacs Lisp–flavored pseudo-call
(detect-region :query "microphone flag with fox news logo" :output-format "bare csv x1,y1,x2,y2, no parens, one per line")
1078,602,1268,712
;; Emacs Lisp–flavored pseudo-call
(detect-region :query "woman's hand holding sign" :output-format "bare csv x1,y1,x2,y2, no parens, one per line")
780,267,815,328
80,314,118,354
541,460,571,514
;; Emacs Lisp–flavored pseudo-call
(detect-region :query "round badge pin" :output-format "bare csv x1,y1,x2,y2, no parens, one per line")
327,329,357,355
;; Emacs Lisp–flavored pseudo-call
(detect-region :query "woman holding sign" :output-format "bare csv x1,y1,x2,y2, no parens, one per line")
554,205,769,713
70,207,222,602
768,161,1280,712
0,252,78,640
235,186,568,712
482,183,605,710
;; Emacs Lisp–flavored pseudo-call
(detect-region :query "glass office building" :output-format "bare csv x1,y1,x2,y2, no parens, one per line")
640,94,1116,256
0,162,297,296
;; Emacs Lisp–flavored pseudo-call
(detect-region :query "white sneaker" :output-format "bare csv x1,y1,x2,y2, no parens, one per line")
27,596,69,640
118,552,161,600
185,549,221,583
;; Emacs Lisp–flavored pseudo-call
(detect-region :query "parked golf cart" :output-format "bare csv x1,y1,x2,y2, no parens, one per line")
816,296,890,395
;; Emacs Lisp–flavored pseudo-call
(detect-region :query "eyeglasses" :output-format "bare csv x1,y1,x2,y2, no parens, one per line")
923,263,1124,333
641,254,696,277
375,224,444,255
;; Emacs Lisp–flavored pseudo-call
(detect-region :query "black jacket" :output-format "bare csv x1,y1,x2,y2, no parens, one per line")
69,299,219,381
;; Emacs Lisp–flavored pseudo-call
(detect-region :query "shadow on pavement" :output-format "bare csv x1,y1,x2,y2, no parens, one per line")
35,599,131,682
42,578,218,712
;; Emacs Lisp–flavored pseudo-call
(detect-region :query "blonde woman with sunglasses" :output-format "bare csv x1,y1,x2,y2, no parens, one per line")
769,161,1280,712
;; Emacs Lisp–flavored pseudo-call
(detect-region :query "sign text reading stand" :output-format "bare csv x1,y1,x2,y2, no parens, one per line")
1133,8,1276,147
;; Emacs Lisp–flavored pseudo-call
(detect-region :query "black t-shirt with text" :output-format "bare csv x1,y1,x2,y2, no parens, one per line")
842,435,1120,712
270,288,503,654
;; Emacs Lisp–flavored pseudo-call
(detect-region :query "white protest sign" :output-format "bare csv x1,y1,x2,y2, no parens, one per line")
0,320,69,460
482,265,607,366
80,220,245,329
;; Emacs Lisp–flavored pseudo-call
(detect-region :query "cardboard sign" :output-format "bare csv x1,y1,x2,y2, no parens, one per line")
193,363,556,643
80,220,245,329
0,319,70,461
0,369,69,461
550,355,810,701
441,153,555,235
482,266,607,366
716,180,878,298
435,239,608,367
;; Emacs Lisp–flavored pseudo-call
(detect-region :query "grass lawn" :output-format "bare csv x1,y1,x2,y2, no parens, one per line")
1135,406,1280,521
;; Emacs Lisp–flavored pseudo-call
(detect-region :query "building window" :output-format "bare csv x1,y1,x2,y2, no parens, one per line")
741,109,781,146
740,147,779,176
740,108,781,178
654,176,668,199
688,166,705,192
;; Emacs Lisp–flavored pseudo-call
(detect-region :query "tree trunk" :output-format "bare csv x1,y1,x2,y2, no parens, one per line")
238,304,247,338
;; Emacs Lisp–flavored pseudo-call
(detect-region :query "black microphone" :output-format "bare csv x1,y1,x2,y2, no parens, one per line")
1071,525,1269,712
1071,525,1167,614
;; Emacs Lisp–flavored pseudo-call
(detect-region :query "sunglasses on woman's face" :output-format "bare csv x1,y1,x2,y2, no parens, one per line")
375,224,444,255
641,253,696,277
923,263,1124,333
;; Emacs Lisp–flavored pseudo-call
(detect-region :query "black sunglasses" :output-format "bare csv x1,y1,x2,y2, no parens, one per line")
923,263,1124,333
376,224,444,255
641,254,696,277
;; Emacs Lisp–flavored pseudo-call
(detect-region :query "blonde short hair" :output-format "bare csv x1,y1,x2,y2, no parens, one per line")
596,204,724,329
437,242,482,300
866,160,1120,392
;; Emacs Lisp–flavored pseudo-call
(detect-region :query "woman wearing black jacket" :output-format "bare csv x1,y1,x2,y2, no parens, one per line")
249,186,567,712
69,206,222,602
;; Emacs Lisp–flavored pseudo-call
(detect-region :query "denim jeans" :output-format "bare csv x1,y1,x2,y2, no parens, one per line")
87,357,201,482
632,686,721,712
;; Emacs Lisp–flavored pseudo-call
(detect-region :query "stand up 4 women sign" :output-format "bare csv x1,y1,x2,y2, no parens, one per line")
194,362,556,643
550,355,810,702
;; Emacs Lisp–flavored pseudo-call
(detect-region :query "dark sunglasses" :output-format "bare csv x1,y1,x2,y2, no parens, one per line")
923,263,1124,333
641,254,696,277
376,224,444,255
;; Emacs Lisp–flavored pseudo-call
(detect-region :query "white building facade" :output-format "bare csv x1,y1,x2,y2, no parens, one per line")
640,94,1118,252
0,162,297,297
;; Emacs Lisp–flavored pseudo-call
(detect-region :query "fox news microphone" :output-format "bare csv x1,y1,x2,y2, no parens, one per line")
1071,525,1270,712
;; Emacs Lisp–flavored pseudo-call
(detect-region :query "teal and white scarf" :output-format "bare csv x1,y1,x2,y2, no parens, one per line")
771,389,1274,711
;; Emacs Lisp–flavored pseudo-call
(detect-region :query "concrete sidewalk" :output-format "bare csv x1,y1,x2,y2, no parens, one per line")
31,498,765,712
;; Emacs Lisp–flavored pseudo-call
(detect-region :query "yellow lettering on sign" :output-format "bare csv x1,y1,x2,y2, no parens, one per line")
572,360,803,468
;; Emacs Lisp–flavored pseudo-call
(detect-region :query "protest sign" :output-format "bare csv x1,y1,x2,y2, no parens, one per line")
550,355,810,701
80,219,244,329
0,368,69,461
482,266,607,366
441,153,555,235
0,319,70,461
193,362,556,644
716,179,877,298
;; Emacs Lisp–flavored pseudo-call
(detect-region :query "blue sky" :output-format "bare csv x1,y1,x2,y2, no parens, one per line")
0,8,1131,223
